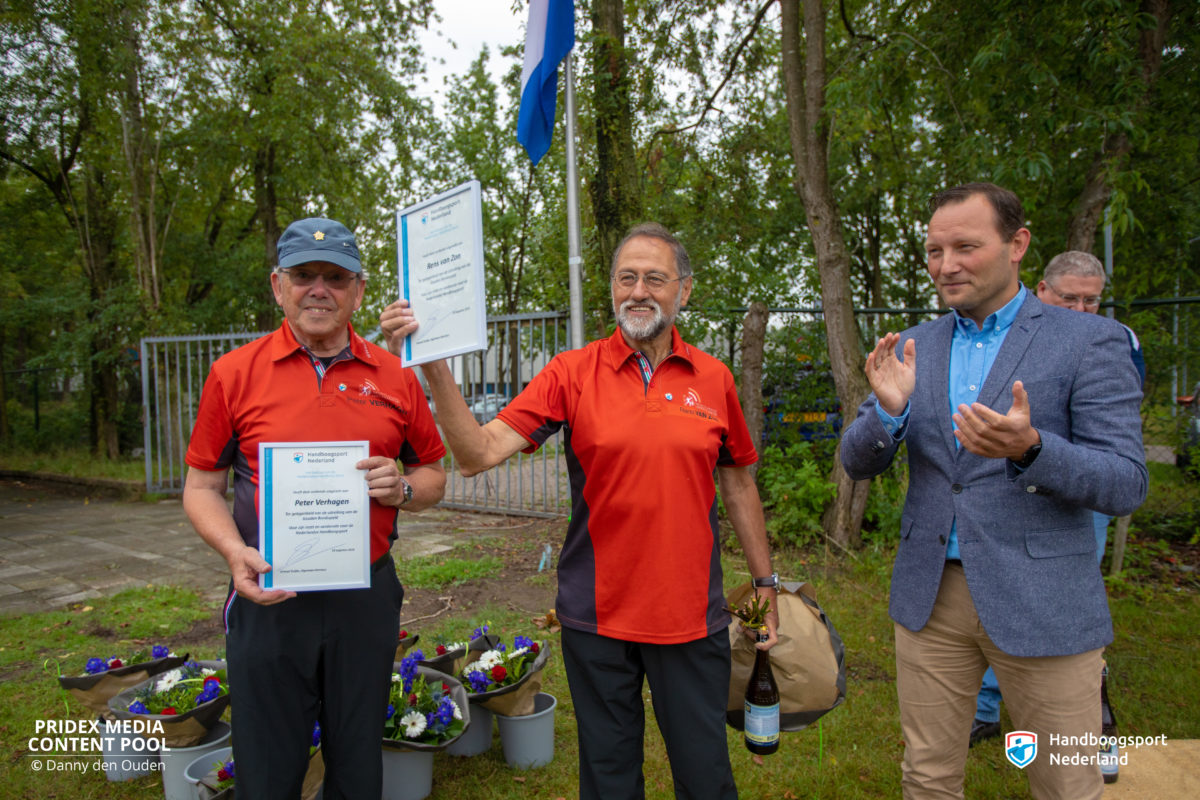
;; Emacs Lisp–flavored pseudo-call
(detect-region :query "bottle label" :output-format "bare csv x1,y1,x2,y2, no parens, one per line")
744,700,780,745
1099,743,1120,776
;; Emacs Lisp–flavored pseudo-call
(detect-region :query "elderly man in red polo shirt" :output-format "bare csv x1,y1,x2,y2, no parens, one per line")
381,222,778,800
184,217,446,799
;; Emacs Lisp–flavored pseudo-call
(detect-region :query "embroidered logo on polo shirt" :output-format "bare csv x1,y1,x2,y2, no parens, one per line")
679,387,719,421
358,379,404,413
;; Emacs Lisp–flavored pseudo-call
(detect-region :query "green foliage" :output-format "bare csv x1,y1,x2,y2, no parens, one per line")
400,553,504,589
757,443,837,547
862,464,908,545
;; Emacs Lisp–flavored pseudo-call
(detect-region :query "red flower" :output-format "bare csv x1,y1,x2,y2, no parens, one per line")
204,676,221,688
436,644,447,655
217,767,232,781
408,693,418,706
398,630,408,640
531,642,540,654
442,683,450,694
162,707,178,716
109,658,123,668
490,665,507,683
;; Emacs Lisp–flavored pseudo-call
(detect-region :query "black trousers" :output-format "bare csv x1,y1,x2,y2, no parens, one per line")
225,554,402,799
561,626,738,800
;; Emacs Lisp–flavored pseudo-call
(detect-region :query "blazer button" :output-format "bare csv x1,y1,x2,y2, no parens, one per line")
951,483,962,494
1026,485,1038,493
871,440,886,453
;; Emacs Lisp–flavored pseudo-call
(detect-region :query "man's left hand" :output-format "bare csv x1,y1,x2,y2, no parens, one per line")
358,456,408,507
740,588,780,651
953,380,1041,460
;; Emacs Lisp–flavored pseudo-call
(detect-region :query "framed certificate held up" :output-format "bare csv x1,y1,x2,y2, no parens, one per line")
396,179,487,366
258,441,371,592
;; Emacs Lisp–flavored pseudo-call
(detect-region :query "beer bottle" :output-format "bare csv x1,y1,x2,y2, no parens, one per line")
744,629,780,755
1099,664,1119,784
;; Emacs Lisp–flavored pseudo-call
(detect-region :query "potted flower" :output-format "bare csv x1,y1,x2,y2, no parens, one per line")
108,660,231,748
57,644,186,717
394,628,420,660
192,721,322,800
381,650,471,800
460,634,552,717
418,639,468,676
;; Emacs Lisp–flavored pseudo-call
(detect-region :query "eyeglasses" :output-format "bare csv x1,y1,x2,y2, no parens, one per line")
282,268,359,289
612,271,682,291
1047,286,1103,308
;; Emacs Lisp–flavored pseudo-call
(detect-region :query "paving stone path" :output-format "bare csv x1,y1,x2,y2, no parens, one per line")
0,478,508,617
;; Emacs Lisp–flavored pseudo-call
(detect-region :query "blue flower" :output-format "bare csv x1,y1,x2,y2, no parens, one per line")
514,635,534,651
312,721,321,747
436,697,455,726
152,645,169,659
386,704,395,720
128,700,148,714
184,660,200,672
496,642,506,652
471,624,489,641
223,759,235,779
466,670,491,693
85,657,108,675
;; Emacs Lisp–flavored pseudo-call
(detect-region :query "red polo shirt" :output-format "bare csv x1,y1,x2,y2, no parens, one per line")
185,321,445,562
497,327,758,644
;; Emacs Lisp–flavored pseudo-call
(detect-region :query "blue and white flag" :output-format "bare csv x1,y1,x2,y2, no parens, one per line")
517,0,575,165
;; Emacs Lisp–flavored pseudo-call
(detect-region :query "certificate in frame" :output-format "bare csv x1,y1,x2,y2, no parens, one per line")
396,180,487,366
258,441,371,592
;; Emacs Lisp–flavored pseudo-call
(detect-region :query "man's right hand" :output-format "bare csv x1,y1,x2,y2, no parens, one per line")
864,332,916,416
380,299,419,357
229,545,296,605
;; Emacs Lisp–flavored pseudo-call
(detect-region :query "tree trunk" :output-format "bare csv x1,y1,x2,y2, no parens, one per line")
1065,0,1171,251
740,302,768,479
780,0,869,550
119,8,160,309
254,143,282,331
589,0,643,332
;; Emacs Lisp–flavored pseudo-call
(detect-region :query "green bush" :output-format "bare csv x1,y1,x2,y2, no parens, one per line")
757,442,837,547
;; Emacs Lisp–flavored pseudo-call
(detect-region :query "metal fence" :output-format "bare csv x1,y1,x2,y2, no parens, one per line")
140,311,572,518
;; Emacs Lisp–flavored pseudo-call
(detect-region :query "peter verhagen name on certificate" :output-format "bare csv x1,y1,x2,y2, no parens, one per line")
258,441,371,592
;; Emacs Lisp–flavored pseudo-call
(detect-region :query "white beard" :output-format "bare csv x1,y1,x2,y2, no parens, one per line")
617,297,675,342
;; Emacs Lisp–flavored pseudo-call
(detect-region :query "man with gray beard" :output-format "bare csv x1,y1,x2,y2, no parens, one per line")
380,222,778,800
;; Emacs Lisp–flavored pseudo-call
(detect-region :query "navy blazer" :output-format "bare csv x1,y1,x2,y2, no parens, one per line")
841,293,1147,657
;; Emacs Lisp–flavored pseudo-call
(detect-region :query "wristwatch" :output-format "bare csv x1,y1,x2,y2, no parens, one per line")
1012,441,1042,469
752,573,780,591
398,476,414,507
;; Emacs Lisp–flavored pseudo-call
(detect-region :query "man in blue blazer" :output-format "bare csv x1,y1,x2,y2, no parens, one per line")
841,183,1147,799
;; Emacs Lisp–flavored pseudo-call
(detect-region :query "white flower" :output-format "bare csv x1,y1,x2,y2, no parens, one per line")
201,668,217,677
508,646,530,660
156,669,182,692
451,700,462,720
391,672,402,683
401,710,426,739
476,650,504,671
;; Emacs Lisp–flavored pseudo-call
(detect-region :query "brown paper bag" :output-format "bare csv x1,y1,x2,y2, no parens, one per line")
726,581,845,731
58,654,188,719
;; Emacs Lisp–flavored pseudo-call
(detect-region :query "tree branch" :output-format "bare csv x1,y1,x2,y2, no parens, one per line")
648,0,777,144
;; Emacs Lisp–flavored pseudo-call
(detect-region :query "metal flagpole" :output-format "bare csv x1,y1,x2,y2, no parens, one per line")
564,52,585,350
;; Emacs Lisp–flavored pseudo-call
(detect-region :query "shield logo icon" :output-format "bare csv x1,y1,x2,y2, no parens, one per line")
1005,730,1038,769
293,453,304,464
